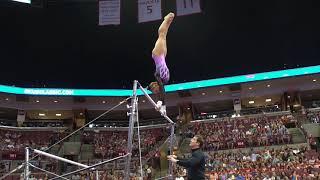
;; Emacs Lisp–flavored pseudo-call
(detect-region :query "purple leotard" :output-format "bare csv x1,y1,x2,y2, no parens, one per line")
152,54,170,84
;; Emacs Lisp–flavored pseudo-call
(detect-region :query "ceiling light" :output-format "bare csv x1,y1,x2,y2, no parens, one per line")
54,100,58,103
267,84,271,87
56,113,62,116
265,99,272,102
5,98,9,101
313,79,317,82
249,101,255,104
102,101,106,104
219,90,223,93
39,113,45,116
36,100,40,103
202,92,206,95
12,0,31,4
249,87,252,90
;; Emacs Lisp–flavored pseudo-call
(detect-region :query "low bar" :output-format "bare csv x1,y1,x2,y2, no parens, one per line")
32,149,89,168
25,147,30,180
49,153,130,180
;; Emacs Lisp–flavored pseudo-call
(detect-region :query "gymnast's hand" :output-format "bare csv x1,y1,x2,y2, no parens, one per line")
168,155,177,159
167,155,178,163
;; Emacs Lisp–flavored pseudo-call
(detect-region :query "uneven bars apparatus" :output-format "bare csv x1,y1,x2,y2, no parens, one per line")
22,80,174,180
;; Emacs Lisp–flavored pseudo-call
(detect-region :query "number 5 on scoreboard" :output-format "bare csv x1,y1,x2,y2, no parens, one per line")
138,0,162,23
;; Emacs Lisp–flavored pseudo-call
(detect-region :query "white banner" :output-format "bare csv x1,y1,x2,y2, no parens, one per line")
176,0,201,16
138,0,162,23
17,110,26,127
99,0,121,26
233,98,242,112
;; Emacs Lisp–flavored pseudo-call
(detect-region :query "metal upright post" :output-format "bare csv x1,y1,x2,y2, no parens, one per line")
124,80,138,180
136,98,144,179
168,123,175,179
25,147,30,180
95,170,99,180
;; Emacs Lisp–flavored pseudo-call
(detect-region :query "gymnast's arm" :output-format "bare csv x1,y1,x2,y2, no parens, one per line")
155,74,165,104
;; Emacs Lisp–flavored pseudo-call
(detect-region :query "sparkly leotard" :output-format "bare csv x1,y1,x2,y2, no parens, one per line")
152,54,170,84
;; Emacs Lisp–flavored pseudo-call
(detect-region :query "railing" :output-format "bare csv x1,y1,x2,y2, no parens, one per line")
0,125,67,131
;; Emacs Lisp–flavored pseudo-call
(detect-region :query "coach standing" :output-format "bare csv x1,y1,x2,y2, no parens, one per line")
167,135,206,180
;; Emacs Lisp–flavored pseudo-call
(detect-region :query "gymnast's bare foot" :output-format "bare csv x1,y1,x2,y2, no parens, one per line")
158,12,175,37
164,12,175,23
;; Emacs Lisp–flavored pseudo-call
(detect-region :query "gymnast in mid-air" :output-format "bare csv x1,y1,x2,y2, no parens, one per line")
149,12,175,114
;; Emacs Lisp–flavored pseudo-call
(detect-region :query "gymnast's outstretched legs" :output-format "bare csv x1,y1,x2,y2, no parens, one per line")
149,12,175,114
152,12,175,58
